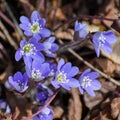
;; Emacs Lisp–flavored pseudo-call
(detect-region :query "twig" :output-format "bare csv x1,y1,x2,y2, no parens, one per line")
0,20,18,49
21,88,60,120
53,15,117,31
59,40,120,86
0,11,15,29
2,0,25,40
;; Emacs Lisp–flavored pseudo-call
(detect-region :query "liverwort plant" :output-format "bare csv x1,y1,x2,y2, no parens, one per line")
20,11,51,41
74,20,88,39
3,10,118,120
25,59,50,81
51,58,79,90
78,69,101,96
33,106,54,120
15,37,44,67
8,72,29,93
43,37,59,58
92,30,117,57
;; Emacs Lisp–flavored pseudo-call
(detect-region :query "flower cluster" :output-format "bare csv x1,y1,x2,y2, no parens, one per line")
3,10,117,120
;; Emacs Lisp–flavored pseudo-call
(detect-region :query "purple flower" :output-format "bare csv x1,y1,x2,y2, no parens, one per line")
51,59,79,90
74,20,88,39
20,11,51,40
0,99,11,114
33,106,53,120
8,72,29,93
36,84,53,104
92,30,117,57
15,38,44,67
78,69,101,96
43,37,59,58
25,60,50,81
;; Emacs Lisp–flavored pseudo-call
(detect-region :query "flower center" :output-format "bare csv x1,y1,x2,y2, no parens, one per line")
30,21,41,34
16,80,25,89
22,43,36,56
99,34,105,47
81,76,92,88
56,71,68,83
32,68,44,79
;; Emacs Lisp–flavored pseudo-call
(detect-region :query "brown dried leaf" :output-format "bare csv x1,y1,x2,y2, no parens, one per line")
68,88,82,120
103,0,118,27
55,29,74,41
52,106,64,119
84,92,103,110
111,97,120,119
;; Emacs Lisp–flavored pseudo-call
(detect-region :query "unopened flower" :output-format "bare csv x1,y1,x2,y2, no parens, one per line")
36,84,53,104
0,99,11,114
25,60,50,81
78,69,101,96
20,11,51,40
33,106,53,120
51,59,79,90
15,38,44,67
43,37,59,58
74,20,88,39
8,72,29,93
92,30,117,57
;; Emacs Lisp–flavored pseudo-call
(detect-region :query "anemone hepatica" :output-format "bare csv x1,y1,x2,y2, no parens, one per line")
74,20,88,39
43,37,59,58
8,72,29,93
15,38,44,67
51,59,79,90
33,106,53,120
0,99,11,114
20,11,51,40
92,30,117,57
36,84,53,104
25,59,50,81
78,69,101,96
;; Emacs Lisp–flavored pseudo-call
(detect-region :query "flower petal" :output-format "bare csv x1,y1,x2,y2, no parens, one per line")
57,59,65,71
91,80,101,90
31,11,40,22
67,66,79,78
68,78,79,88
40,28,51,37
15,49,22,61
20,16,30,24
61,62,71,73
51,80,60,89
85,87,95,96
101,41,112,54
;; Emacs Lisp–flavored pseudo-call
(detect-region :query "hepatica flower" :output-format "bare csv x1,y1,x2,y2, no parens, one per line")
92,30,117,57
0,99,11,114
20,11,51,40
15,38,44,67
36,84,53,104
33,106,53,120
43,37,59,58
78,69,101,96
8,72,29,93
74,20,88,39
25,60,50,81
51,59,79,90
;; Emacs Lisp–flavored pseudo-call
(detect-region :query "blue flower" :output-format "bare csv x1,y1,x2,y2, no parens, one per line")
33,106,53,120
15,38,44,67
92,30,117,57
20,11,51,40
0,99,11,114
36,84,53,104
51,59,79,90
78,69,101,96
8,72,29,93
74,20,88,39
25,60,50,81
43,37,59,58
